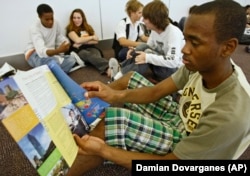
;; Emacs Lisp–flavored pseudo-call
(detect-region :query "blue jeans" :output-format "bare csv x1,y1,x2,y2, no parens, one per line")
118,44,150,62
118,47,129,62
27,52,76,73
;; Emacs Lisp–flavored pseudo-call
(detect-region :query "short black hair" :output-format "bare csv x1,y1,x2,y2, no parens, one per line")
191,0,246,43
37,4,53,17
245,4,250,10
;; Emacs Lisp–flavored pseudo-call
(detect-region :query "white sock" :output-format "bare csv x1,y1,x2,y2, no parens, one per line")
114,71,123,80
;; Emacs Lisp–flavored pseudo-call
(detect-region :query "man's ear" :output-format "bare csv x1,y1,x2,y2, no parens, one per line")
221,38,238,57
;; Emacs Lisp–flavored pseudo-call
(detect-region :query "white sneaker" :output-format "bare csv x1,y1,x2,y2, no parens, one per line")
69,51,85,73
71,51,85,67
109,58,120,81
69,65,83,73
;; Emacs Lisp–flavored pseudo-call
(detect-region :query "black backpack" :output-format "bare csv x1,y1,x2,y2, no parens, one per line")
112,18,140,59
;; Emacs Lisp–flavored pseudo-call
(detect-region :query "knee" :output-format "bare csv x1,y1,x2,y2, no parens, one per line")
126,71,136,78
68,56,77,64
135,43,149,51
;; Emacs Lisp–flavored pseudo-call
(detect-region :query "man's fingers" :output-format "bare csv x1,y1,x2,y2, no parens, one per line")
74,134,88,144
84,91,98,99
73,134,89,155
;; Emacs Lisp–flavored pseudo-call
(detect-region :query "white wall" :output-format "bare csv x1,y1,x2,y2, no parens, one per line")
0,0,101,57
169,0,249,22
0,0,249,57
100,0,159,40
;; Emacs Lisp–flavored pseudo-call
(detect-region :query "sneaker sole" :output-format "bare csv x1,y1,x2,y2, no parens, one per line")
69,64,85,73
109,58,120,79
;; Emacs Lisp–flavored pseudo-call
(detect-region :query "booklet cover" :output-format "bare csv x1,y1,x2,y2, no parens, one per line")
0,65,90,176
47,60,110,125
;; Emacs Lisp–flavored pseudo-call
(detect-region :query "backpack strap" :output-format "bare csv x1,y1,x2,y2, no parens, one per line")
124,17,139,39
112,18,128,58
136,24,140,41
124,18,130,38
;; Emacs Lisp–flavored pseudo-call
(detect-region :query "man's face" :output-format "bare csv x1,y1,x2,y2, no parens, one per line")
142,18,155,31
131,7,143,21
39,12,54,28
246,7,250,16
246,8,250,24
182,14,222,74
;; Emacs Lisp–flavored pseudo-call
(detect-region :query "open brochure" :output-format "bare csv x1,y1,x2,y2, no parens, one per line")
47,60,110,128
0,63,109,176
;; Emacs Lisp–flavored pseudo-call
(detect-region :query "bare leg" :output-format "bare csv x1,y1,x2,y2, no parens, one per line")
108,71,134,90
67,120,105,175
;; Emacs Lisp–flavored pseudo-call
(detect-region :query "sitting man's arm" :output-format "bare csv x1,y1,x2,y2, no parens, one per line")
74,134,179,170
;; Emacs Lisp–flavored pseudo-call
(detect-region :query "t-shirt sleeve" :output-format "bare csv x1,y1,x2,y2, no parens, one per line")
171,66,190,90
30,25,48,58
55,21,69,47
115,20,127,40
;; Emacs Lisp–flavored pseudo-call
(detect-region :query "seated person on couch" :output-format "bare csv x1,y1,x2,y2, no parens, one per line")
24,4,84,73
67,1,250,175
111,1,184,82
